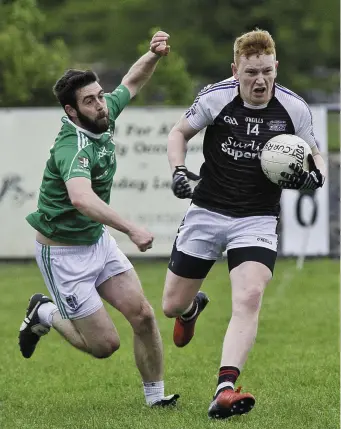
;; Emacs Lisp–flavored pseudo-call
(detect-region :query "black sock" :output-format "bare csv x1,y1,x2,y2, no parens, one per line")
216,366,240,393
181,300,198,320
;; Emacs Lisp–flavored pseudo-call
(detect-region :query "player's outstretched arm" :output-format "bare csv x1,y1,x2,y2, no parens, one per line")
66,177,153,252
121,30,170,99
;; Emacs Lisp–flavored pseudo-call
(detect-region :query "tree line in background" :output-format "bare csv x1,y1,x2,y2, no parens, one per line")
0,0,339,107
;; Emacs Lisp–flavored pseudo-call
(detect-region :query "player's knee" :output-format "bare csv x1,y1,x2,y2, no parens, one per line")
162,300,183,318
234,284,264,314
162,304,175,318
162,287,190,318
91,338,120,359
131,302,155,333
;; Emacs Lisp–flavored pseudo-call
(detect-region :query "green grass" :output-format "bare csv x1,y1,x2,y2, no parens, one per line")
328,111,340,152
0,259,339,429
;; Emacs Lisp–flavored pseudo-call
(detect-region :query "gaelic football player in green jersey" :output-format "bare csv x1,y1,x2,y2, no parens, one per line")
19,31,179,407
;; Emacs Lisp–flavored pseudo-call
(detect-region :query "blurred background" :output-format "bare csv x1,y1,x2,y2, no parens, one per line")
1,0,339,107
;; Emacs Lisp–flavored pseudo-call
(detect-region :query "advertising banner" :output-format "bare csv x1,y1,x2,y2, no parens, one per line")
0,106,328,258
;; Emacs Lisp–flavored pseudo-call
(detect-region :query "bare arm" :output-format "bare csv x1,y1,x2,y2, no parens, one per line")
311,145,326,178
66,177,133,233
295,103,326,179
122,51,160,99
66,177,153,251
122,31,170,98
168,115,200,173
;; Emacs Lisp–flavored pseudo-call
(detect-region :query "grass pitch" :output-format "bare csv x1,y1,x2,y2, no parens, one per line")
0,258,339,429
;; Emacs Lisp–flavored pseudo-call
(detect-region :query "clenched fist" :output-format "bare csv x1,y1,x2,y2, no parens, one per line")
150,31,170,57
128,226,154,252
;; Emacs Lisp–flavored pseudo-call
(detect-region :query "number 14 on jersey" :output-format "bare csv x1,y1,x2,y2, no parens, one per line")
247,123,260,136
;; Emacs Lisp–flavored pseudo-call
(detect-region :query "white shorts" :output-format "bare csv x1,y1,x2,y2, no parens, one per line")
35,229,133,319
176,204,278,260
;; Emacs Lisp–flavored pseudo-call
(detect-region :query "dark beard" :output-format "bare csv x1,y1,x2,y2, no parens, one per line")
76,108,109,134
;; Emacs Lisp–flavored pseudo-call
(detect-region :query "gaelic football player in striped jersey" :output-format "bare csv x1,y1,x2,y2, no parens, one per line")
163,28,325,419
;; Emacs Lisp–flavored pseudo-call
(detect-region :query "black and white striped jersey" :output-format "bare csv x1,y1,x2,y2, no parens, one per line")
185,78,317,217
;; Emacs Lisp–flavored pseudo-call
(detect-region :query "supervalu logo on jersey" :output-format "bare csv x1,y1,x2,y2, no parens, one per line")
221,137,262,160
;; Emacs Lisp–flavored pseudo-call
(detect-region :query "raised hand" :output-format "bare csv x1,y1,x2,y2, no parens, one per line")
149,31,170,57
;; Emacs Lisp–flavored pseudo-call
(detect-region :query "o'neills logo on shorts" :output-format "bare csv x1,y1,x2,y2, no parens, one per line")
257,237,273,245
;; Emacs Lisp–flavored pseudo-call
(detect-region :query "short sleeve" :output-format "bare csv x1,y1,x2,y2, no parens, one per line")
295,103,318,148
54,142,93,182
185,86,215,130
105,84,131,122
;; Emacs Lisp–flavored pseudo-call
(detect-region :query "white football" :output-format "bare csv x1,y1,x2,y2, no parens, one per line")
261,134,312,185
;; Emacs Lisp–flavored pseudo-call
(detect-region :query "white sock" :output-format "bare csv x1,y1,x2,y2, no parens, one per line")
215,381,234,396
143,381,164,405
37,302,58,327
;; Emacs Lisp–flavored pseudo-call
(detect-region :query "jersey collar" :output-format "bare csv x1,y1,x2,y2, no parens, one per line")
242,100,269,109
63,116,104,140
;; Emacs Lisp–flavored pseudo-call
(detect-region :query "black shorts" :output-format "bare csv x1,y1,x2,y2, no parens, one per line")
168,243,277,279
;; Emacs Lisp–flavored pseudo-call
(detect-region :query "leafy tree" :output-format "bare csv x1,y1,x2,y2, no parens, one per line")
34,0,341,103
0,0,70,106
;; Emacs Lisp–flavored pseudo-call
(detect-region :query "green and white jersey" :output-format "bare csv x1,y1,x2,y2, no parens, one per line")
26,84,131,245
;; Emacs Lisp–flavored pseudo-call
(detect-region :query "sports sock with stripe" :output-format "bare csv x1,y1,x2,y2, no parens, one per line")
215,366,240,396
180,300,198,322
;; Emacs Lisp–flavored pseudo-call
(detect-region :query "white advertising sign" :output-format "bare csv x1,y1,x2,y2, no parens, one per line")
0,106,328,258
0,108,63,258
